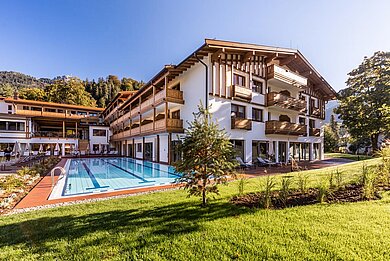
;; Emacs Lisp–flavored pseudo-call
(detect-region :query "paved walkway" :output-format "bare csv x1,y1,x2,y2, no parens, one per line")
242,157,354,177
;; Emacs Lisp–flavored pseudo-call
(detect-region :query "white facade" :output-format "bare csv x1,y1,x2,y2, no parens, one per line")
109,40,335,165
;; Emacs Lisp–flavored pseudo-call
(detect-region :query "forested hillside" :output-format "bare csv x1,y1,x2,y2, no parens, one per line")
0,71,143,107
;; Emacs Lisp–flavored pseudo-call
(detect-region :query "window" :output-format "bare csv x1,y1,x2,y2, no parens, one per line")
7,122,16,131
252,108,263,122
309,119,315,128
58,109,64,113
171,110,180,119
89,112,97,117
231,104,245,118
7,105,12,111
299,117,306,125
23,106,29,110
44,108,56,112
93,144,99,152
252,80,263,94
0,122,6,130
233,74,245,87
137,143,142,152
93,129,106,136
31,107,41,111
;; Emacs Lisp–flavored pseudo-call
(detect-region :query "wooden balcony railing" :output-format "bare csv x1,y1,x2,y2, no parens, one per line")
267,92,306,112
310,107,322,118
111,118,183,140
231,85,252,100
155,89,184,104
265,120,307,136
309,128,320,137
16,109,97,120
231,117,252,130
267,64,307,88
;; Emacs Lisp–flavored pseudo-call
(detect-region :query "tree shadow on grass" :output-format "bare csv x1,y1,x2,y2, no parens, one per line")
0,200,251,256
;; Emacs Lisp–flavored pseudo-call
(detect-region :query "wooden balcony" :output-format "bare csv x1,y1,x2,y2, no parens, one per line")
231,85,252,100
130,107,140,118
155,89,184,104
267,64,307,88
265,120,307,136
231,117,252,130
111,118,183,140
267,92,306,112
309,128,321,137
15,109,97,120
310,107,323,118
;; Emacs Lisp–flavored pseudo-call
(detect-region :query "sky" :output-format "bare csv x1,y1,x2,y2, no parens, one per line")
0,0,390,91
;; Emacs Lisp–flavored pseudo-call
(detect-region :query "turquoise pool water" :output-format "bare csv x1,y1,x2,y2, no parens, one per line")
62,157,180,196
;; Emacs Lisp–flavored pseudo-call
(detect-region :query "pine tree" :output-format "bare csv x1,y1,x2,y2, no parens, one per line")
173,104,237,206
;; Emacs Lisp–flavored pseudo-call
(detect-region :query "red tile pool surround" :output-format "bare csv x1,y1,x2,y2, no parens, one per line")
15,159,178,209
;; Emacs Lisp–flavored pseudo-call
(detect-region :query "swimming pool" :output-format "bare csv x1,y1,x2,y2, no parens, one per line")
50,157,180,199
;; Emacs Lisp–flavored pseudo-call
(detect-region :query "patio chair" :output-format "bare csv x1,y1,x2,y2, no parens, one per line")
256,157,273,167
235,156,255,169
260,156,282,167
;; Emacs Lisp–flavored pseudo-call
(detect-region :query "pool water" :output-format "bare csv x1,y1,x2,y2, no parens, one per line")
62,157,180,196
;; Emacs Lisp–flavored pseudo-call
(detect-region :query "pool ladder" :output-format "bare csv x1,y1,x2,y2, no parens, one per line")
51,166,66,189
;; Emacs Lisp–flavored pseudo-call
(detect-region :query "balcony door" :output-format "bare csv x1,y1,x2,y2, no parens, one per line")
278,141,287,163
144,142,153,161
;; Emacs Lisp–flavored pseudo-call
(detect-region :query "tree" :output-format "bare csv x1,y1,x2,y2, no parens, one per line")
19,87,46,101
0,83,14,97
335,51,390,152
173,104,237,206
46,77,97,107
324,125,339,152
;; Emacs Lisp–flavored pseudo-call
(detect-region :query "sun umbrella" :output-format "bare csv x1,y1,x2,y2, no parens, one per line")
13,141,21,156
39,144,44,153
54,143,60,151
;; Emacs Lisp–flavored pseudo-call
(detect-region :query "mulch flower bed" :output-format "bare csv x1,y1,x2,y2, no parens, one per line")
231,184,386,209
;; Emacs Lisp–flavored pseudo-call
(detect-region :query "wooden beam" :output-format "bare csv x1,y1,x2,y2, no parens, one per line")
278,55,297,66
211,48,225,62
243,51,255,62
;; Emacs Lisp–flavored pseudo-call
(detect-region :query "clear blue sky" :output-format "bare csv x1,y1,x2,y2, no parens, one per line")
1,0,389,91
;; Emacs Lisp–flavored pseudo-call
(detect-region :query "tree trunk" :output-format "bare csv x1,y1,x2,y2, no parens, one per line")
202,178,207,207
371,133,380,152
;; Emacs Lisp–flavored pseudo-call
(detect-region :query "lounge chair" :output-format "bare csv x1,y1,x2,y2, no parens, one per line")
235,156,255,169
54,151,59,156
256,157,270,167
80,150,86,156
257,157,280,167
45,151,51,156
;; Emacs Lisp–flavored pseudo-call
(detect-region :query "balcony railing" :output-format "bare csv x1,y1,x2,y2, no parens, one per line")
155,89,184,104
31,131,79,139
267,64,307,88
309,128,320,137
231,117,252,130
16,109,98,119
231,85,252,100
267,92,306,112
310,107,322,118
111,118,183,140
265,120,307,136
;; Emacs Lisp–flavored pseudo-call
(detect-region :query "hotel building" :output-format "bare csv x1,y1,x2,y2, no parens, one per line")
0,97,110,156
103,39,336,164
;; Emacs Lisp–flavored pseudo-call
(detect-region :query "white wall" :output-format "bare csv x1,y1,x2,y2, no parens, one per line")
89,126,110,152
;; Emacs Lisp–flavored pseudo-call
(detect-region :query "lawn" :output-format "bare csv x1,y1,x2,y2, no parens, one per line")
325,152,373,161
0,158,389,260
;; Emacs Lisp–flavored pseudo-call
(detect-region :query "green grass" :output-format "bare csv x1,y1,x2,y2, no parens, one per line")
325,152,373,161
1,158,390,260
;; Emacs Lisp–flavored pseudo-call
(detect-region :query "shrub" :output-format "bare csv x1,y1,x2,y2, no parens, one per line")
236,174,248,196
328,171,335,188
280,176,293,207
334,168,343,188
296,172,309,193
317,179,329,203
3,176,24,192
260,175,276,209
360,165,377,200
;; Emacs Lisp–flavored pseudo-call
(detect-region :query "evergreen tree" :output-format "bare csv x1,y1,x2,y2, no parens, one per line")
173,104,237,206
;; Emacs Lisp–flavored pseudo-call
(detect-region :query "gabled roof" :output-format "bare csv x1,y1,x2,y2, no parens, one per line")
119,39,336,109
